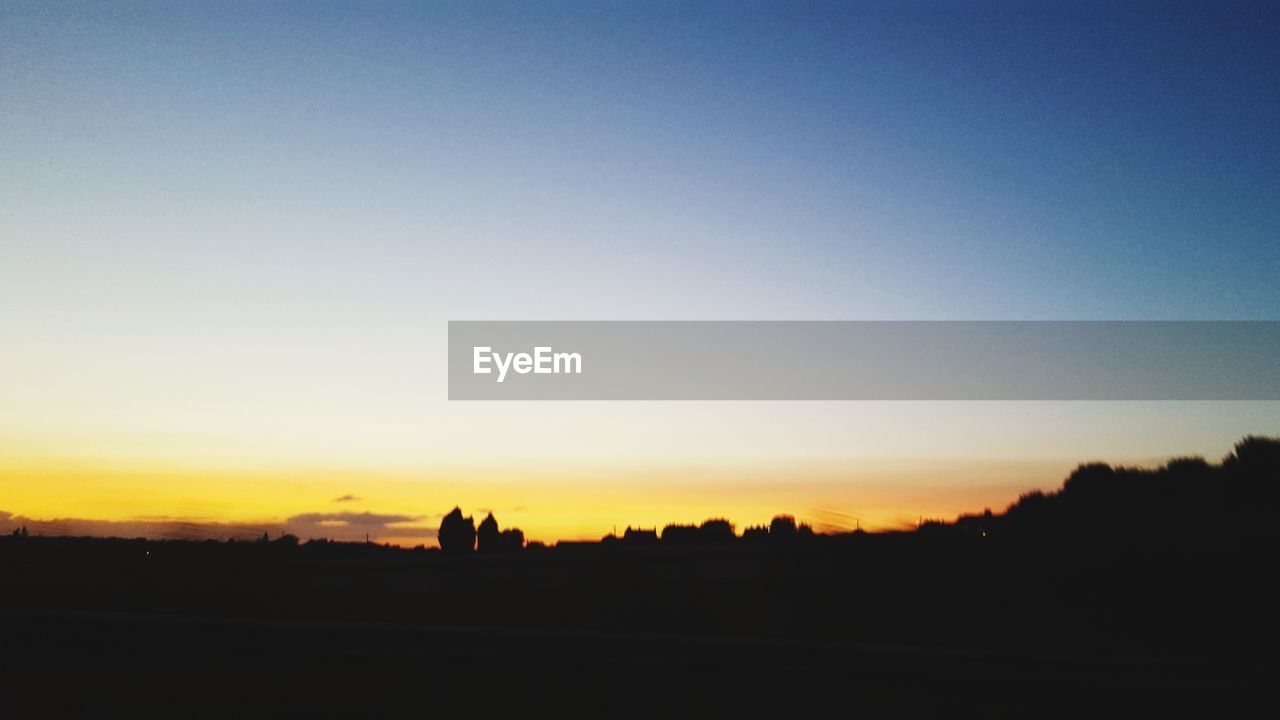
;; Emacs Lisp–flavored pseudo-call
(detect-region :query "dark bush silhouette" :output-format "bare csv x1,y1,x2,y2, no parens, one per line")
438,507,476,554
660,524,699,544
1227,434,1280,472
660,519,737,544
769,515,798,537
699,518,735,542
760,515,814,542
499,528,524,551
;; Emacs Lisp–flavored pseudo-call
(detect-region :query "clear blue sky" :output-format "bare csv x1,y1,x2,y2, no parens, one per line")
2,1,1278,539
5,1,1278,321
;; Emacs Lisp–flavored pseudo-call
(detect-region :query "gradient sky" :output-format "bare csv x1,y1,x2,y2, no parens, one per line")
2,1,1279,543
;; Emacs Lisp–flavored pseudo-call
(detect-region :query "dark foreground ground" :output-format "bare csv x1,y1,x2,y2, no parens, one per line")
3,533,1277,717
3,605,1272,718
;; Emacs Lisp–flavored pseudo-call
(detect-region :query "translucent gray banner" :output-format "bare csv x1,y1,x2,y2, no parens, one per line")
447,321,1280,400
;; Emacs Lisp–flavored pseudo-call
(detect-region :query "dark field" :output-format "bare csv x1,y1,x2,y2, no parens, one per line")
3,533,1276,717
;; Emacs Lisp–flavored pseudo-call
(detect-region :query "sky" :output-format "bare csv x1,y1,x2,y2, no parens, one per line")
2,1,1279,544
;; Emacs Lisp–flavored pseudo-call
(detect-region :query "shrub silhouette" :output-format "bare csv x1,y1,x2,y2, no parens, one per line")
660,524,699,544
499,528,524,551
1227,435,1280,472
769,515,798,537
661,520,738,544
438,507,476,554
699,518,735,542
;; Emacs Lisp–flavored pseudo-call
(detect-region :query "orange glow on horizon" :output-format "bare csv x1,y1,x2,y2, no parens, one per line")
0,450,1071,546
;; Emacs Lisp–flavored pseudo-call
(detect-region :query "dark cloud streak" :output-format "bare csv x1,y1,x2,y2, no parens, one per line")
0,509,439,545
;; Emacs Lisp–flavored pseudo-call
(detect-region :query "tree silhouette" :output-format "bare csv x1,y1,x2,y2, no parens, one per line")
474,512,525,553
477,512,501,553
769,515,798,538
438,507,476,554
996,436,1280,542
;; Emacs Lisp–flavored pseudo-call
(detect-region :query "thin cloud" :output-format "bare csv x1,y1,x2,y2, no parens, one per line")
0,511,276,542
0,509,439,545
285,511,439,542
287,511,428,529
332,494,361,503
